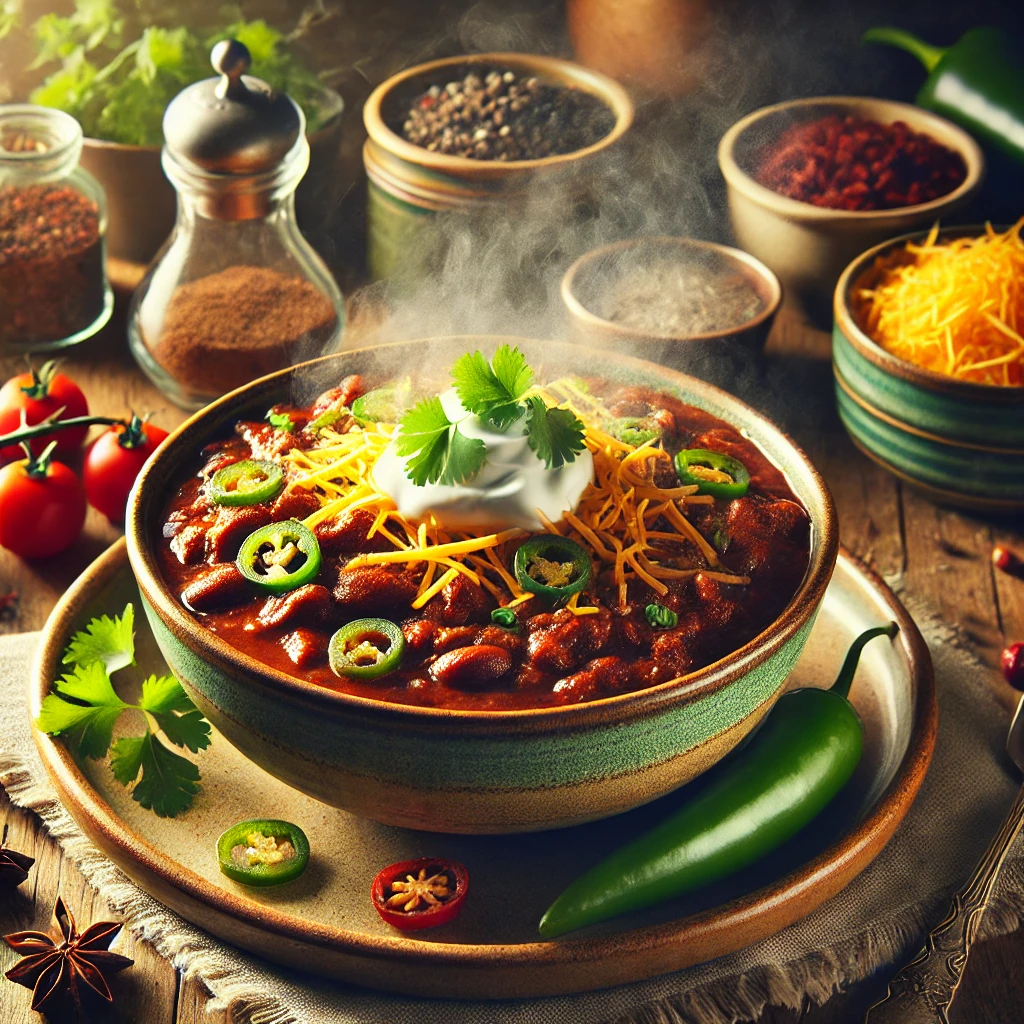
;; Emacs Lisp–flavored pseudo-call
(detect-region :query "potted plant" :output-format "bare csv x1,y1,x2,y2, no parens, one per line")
15,0,344,266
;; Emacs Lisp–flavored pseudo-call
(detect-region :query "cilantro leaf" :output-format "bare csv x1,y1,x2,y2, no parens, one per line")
37,694,124,760
53,660,126,707
396,397,452,486
155,710,212,753
62,603,135,673
438,426,487,486
451,346,531,427
524,396,587,470
139,674,194,715
267,411,296,432
131,733,201,818
109,733,145,786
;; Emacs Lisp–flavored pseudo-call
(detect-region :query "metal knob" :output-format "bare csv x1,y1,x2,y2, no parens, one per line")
212,39,251,100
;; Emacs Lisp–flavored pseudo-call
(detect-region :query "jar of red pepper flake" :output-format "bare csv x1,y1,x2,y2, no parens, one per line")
0,105,113,352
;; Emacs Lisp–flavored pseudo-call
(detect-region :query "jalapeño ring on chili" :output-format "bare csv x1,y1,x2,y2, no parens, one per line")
329,618,405,679
237,520,321,594
514,535,592,601
371,857,468,931
351,381,414,426
210,459,284,506
216,819,310,887
674,448,751,500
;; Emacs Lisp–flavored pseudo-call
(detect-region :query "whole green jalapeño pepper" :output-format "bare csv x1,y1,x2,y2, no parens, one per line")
237,521,321,594
329,618,405,679
514,536,592,601
210,459,284,507
217,819,310,886
674,449,750,499
538,624,897,938
864,26,1024,169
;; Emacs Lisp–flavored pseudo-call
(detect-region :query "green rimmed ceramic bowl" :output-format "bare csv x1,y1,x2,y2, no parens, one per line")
125,338,837,834
833,229,1024,513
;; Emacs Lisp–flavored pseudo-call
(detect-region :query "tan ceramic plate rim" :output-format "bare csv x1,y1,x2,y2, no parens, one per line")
560,235,782,342
718,95,984,223
833,225,1024,405
124,338,838,732
362,52,635,175
30,540,936,971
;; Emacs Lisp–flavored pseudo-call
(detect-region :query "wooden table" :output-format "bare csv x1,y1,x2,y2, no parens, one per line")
1,290,1022,1023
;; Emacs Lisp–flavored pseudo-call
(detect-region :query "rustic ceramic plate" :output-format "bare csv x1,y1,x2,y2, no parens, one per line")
30,540,935,999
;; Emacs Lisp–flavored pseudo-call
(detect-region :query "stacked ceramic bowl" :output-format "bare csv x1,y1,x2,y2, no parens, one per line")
832,229,1024,514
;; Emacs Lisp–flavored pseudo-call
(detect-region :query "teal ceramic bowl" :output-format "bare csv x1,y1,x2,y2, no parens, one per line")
126,338,838,834
833,229,1024,513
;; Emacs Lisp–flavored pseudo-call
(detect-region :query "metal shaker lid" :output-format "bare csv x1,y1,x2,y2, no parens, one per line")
162,40,304,175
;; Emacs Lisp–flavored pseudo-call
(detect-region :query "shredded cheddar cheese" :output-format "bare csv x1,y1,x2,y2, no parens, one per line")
853,218,1024,387
281,380,748,615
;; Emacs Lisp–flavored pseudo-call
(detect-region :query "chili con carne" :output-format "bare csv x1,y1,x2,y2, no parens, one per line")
538,624,896,937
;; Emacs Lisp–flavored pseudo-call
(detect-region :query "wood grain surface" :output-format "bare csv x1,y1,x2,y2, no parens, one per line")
0,296,1021,1023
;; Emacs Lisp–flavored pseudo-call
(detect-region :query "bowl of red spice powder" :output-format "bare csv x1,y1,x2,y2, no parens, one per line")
718,96,984,324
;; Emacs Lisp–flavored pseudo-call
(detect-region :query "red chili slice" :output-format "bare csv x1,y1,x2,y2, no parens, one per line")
370,857,468,931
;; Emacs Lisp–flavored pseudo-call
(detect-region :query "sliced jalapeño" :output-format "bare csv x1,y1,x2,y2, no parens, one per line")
514,536,591,602
237,520,321,594
210,459,284,507
329,618,405,679
217,819,310,886
674,449,750,499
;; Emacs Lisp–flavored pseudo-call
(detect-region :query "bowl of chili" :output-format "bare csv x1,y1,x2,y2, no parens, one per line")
832,224,1024,513
718,96,984,324
125,337,838,834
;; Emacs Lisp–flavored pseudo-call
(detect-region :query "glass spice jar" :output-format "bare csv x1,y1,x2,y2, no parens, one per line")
0,105,113,352
128,40,344,411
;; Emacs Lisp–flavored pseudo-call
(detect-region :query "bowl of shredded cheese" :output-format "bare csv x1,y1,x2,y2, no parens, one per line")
833,220,1024,512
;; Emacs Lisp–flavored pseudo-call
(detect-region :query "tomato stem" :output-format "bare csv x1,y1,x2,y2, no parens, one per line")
18,360,60,401
22,440,59,479
0,414,127,448
118,413,149,450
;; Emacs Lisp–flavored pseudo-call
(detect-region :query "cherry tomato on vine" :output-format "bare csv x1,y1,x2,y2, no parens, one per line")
0,361,89,462
0,443,86,559
83,416,169,522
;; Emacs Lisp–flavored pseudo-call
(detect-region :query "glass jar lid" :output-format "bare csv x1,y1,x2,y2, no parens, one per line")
163,40,304,175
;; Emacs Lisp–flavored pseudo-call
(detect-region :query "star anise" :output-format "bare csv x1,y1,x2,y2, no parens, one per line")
0,824,34,889
3,896,133,1017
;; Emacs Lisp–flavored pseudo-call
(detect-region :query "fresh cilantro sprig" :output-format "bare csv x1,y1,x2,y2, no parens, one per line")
38,604,210,818
266,411,296,433
395,345,585,486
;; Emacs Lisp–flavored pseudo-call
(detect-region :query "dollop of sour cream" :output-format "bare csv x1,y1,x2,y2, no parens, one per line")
372,389,594,532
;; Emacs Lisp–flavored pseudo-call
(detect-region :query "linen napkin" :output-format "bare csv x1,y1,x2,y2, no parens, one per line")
2,609,1023,1024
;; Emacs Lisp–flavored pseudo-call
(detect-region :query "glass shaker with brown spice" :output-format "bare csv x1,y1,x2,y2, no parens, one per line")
0,105,113,352
128,40,344,410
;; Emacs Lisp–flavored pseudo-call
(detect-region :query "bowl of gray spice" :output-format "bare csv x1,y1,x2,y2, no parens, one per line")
561,237,781,377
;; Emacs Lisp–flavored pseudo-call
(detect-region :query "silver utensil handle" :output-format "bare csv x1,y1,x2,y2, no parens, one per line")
865,784,1024,1023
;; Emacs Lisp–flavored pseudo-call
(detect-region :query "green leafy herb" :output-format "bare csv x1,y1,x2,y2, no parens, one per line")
23,1,333,147
524,396,587,470
395,345,586,487
452,346,532,428
645,603,679,629
266,411,296,433
38,603,210,818
395,397,486,486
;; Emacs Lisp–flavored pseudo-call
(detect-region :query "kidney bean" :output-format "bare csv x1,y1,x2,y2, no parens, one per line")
256,584,332,631
315,508,390,557
181,563,250,612
205,505,272,563
282,628,328,668
333,566,418,616
169,522,208,565
421,572,491,626
270,489,321,522
430,644,513,689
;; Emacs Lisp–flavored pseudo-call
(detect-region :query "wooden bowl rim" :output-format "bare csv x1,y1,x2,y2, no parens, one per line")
362,52,634,176
834,224,1024,404
560,235,782,342
124,337,838,733
30,542,937,977
717,95,985,224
